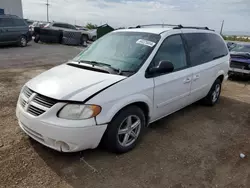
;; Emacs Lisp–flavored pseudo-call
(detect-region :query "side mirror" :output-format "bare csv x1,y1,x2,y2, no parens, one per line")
149,60,174,75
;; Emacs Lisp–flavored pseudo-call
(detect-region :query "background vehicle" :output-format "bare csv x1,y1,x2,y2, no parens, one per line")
0,14,32,47
44,22,97,42
227,41,236,50
229,43,250,76
29,21,48,36
75,25,97,41
16,24,229,154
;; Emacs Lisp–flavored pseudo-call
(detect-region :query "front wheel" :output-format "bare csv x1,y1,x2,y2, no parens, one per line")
202,78,222,106
19,35,27,47
102,106,146,153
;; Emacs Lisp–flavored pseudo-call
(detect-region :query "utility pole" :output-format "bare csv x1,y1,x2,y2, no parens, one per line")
46,0,50,22
220,20,224,35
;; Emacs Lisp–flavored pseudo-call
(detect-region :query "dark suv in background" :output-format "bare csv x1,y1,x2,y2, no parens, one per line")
0,14,32,47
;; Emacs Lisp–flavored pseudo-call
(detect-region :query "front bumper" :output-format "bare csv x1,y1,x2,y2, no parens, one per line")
16,104,107,152
229,67,250,75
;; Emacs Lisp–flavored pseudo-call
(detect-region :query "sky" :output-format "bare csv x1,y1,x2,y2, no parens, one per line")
22,0,250,33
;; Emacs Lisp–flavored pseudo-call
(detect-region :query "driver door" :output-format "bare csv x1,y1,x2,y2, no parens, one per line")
151,34,193,120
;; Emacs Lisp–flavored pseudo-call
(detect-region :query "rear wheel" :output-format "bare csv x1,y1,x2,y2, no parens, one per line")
81,35,88,47
34,34,40,43
102,106,145,153
201,78,222,106
19,35,27,47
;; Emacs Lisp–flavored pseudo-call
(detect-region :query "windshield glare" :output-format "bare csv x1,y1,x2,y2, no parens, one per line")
73,31,160,72
231,44,250,53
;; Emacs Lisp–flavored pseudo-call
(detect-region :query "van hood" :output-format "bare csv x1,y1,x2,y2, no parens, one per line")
26,63,126,101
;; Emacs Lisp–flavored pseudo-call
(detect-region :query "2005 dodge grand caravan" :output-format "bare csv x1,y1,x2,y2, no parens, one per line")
16,25,230,153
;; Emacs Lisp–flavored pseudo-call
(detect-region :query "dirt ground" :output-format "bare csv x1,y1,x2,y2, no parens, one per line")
0,66,249,188
0,44,250,188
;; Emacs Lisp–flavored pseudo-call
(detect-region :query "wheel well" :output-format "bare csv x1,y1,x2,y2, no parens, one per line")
113,102,150,126
217,75,224,83
81,34,89,40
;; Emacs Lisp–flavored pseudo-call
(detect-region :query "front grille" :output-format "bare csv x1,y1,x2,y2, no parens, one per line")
23,86,33,98
230,61,250,70
19,86,57,116
33,94,57,108
27,105,46,116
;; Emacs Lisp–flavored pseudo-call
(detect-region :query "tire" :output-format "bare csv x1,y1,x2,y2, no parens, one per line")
81,35,88,47
102,106,146,153
34,34,40,43
201,78,222,106
92,36,97,41
19,35,27,47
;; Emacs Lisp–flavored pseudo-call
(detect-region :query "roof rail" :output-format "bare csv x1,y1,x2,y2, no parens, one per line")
0,14,20,18
135,24,183,28
174,25,214,31
129,24,214,31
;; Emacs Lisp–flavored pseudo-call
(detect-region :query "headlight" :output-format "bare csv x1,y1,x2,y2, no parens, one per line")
58,104,101,120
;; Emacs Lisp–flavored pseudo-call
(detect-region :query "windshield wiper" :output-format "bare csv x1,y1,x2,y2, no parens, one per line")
79,60,120,72
78,60,135,75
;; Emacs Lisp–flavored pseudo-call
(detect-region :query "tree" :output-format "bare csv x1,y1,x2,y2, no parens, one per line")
85,23,98,29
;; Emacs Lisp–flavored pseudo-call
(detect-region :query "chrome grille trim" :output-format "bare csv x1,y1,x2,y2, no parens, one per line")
19,86,57,116
33,94,57,108
27,105,45,116
23,86,33,98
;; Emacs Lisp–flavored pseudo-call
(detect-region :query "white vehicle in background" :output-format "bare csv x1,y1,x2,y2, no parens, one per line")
29,21,48,36
16,24,229,154
75,25,97,41
44,22,97,41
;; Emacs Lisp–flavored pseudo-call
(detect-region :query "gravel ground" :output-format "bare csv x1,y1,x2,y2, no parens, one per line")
0,43,250,188
0,41,83,68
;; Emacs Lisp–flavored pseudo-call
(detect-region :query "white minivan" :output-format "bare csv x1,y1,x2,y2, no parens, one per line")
16,25,230,153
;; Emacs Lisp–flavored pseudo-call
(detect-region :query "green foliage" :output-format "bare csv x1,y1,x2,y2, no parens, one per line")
222,35,250,42
85,23,98,29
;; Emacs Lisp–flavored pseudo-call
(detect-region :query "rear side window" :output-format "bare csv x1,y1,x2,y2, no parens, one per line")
12,19,26,26
0,18,14,27
53,23,63,28
183,33,228,66
67,24,76,30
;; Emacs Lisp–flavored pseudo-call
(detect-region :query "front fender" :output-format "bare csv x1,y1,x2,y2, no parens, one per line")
95,94,153,125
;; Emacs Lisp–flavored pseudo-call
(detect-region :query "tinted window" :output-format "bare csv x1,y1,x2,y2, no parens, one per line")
230,44,250,53
12,19,26,26
152,35,187,71
184,33,228,66
0,18,14,27
67,24,76,30
53,23,63,28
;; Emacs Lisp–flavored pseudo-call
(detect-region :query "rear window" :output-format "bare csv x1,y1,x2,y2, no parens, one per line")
183,33,228,66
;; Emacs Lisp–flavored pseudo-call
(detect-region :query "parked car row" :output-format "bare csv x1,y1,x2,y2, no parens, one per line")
32,22,98,46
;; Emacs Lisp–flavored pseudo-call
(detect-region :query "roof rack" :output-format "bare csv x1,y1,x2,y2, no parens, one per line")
135,24,183,28
0,14,20,18
174,25,214,31
129,24,214,31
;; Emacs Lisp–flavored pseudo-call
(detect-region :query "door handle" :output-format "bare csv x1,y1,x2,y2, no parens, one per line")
193,74,200,81
183,77,192,84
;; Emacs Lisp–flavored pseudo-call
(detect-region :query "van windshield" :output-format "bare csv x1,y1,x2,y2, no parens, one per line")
73,31,161,72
